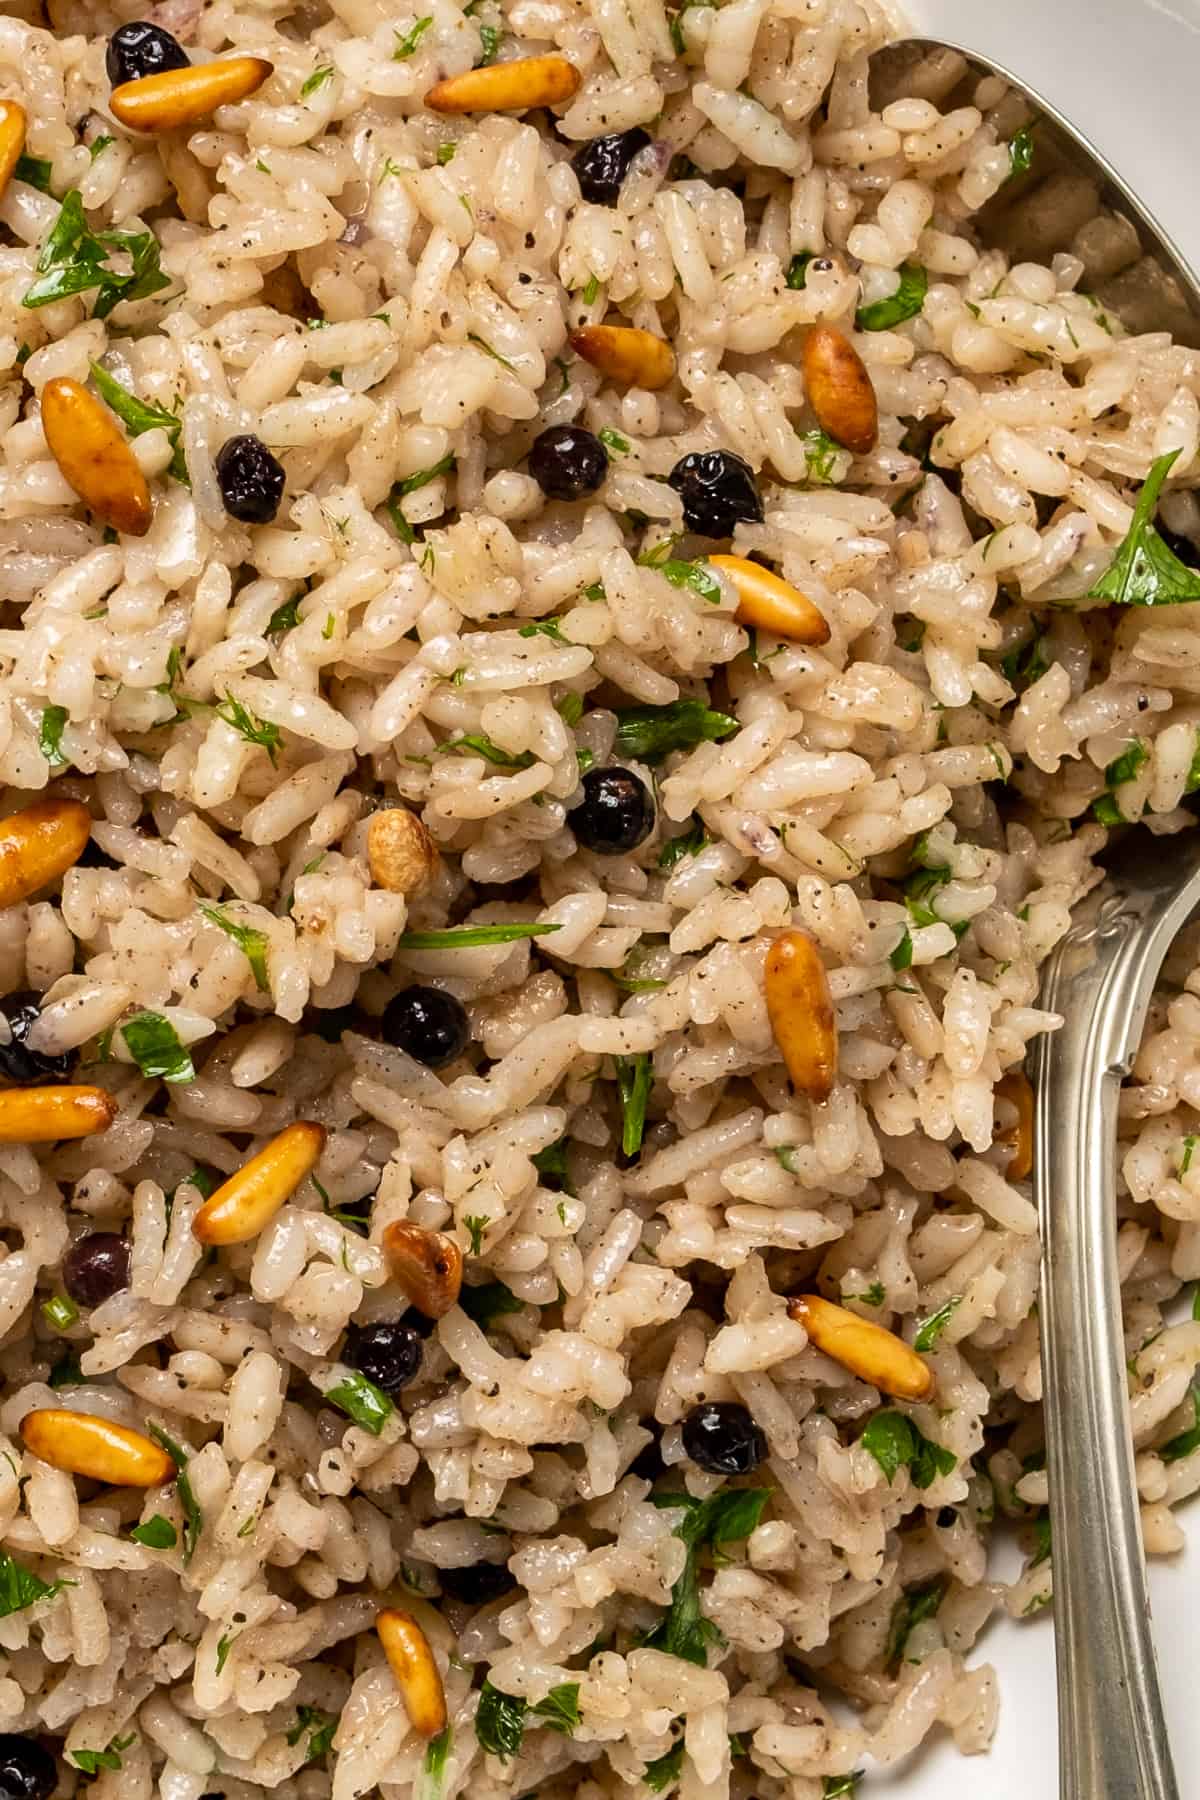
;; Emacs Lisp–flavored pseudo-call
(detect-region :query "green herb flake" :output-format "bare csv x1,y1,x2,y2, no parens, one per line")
393,454,455,515
322,612,336,640
215,1630,235,1674
396,921,562,949
130,1515,177,1549
1088,449,1200,606
614,698,738,761
799,427,842,485
886,1578,946,1667
1104,739,1149,787
1160,1384,1200,1463
464,1215,488,1256
267,593,303,637
325,1370,394,1436
556,690,584,727
476,21,501,63
300,64,335,96
615,1052,653,1157
216,693,282,764
90,362,187,482
23,189,170,318
287,1704,339,1761
1008,125,1035,178
394,15,434,57
475,1681,527,1758
517,617,567,641
636,538,723,605
823,1777,862,1799
15,154,54,194
1181,1134,1198,1175
581,272,601,306
644,1742,684,1792
437,142,457,165
785,251,815,289
913,1296,961,1352
1092,793,1125,827
598,426,630,454
121,1011,195,1084
530,1682,581,1735
999,630,1050,691
198,902,271,995
889,928,914,972
70,1733,136,1776
643,1486,771,1665
40,1293,78,1331
659,818,710,869
860,1410,955,1488
0,1550,74,1618
855,262,928,333
467,331,516,371
146,1423,202,1561
459,1280,523,1330
49,1349,83,1389
36,703,67,768
843,1281,884,1307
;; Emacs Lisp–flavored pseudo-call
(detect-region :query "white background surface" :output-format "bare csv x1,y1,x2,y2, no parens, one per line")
859,0,1200,1793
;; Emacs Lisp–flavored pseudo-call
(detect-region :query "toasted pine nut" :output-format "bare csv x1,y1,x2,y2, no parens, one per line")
996,1069,1034,1181
21,1409,175,1486
368,809,438,896
376,1608,447,1738
383,1220,463,1319
788,1294,934,1401
709,555,830,644
764,929,838,1102
110,56,273,131
0,100,27,203
426,54,580,114
192,1121,325,1245
0,1086,115,1143
801,325,879,455
41,377,152,537
0,798,91,909
568,324,675,391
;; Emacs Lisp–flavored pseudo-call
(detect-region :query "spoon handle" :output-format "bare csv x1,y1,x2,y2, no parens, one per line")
1035,889,1187,1800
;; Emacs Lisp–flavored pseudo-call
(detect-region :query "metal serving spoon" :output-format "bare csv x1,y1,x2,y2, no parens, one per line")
869,36,1200,1800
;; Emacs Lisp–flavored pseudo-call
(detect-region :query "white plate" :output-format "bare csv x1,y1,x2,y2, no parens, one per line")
868,0,1200,1790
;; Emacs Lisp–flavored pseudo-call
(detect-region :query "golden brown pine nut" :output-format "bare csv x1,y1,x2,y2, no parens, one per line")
21,1409,175,1486
764,929,838,1102
996,1069,1033,1181
568,324,675,391
192,1121,325,1246
368,809,438,895
109,56,273,131
0,1086,115,1144
383,1220,463,1319
709,555,830,645
787,1294,934,1401
0,798,91,909
801,324,879,455
0,100,28,203
426,54,580,114
41,377,152,538
376,1608,447,1737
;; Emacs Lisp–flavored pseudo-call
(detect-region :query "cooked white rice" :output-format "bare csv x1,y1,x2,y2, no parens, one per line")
0,0,1197,1795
